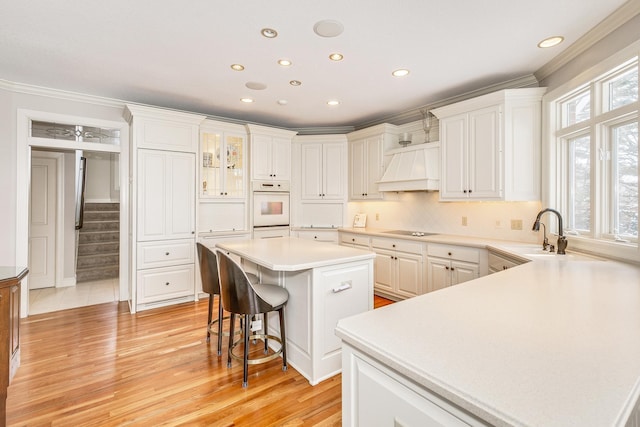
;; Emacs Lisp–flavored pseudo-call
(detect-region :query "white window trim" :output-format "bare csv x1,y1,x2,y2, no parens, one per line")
542,40,640,264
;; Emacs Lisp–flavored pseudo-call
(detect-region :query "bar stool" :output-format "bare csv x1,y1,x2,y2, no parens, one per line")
216,250,288,387
196,243,258,356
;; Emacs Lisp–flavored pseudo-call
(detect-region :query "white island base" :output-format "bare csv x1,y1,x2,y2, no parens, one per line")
217,237,375,385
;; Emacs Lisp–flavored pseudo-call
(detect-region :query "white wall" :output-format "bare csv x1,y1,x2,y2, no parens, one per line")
85,151,119,203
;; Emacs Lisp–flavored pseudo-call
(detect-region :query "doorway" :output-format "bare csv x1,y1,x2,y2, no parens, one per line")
16,108,130,317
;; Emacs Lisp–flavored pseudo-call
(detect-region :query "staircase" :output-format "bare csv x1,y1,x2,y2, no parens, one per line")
76,202,120,283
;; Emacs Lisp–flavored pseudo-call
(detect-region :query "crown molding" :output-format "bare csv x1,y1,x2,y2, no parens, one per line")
353,74,540,129
535,0,640,81
292,126,355,135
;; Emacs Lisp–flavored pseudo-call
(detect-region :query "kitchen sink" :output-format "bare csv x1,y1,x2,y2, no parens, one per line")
382,230,439,237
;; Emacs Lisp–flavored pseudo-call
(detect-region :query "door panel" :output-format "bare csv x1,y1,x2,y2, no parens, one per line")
29,157,56,289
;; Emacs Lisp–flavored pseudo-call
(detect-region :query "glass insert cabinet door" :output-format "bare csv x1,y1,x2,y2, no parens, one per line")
201,131,246,198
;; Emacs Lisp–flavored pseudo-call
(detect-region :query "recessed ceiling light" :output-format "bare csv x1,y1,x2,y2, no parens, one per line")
245,82,267,90
327,100,340,106
277,100,288,105
230,64,245,71
261,28,278,38
537,36,564,48
240,98,254,103
289,80,302,86
392,69,410,77
329,53,344,61
313,20,344,38
278,59,292,66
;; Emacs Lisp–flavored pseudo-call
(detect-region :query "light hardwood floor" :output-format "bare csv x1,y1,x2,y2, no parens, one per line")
7,296,393,426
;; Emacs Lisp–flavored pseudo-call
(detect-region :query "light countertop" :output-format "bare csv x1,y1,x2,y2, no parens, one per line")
216,236,375,271
336,245,640,426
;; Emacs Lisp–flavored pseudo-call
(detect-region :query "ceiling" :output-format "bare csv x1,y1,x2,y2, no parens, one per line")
0,0,631,130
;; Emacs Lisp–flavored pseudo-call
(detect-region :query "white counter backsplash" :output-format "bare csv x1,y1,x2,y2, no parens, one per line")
348,191,543,244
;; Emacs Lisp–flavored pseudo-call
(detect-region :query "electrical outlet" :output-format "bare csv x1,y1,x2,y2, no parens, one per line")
461,216,468,226
375,213,380,221
495,220,503,229
511,219,523,230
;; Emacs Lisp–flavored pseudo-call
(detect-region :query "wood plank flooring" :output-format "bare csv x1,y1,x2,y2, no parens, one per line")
7,295,393,426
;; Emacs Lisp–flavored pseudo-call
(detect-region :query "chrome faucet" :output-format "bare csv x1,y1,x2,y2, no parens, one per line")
532,208,567,255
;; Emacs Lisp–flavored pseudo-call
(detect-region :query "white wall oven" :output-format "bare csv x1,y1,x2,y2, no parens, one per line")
252,181,290,239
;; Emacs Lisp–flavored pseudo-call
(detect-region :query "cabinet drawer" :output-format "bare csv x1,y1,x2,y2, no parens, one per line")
340,233,370,247
297,230,338,243
371,238,423,255
427,243,480,263
137,264,194,303
137,240,194,269
488,251,525,273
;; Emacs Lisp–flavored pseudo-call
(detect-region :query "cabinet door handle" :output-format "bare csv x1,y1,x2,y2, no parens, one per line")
332,281,352,293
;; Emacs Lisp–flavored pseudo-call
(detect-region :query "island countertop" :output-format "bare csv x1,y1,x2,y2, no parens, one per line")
216,236,375,271
336,258,640,426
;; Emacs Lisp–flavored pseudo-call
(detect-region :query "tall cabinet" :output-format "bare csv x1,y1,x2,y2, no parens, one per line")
433,88,546,201
347,124,398,200
291,134,347,229
124,105,205,312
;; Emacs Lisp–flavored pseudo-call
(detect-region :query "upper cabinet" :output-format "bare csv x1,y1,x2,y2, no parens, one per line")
296,136,347,201
200,120,247,199
433,88,546,201
246,124,297,182
347,124,398,200
124,104,202,153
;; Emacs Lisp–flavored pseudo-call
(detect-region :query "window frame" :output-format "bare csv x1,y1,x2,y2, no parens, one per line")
543,40,639,263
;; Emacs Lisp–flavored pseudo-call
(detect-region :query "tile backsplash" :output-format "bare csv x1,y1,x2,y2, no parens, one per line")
347,192,543,243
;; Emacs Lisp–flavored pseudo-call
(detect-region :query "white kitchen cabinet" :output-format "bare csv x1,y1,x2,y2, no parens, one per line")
427,243,481,292
200,121,247,199
488,249,527,274
347,124,398,200
339,232,371,250
433,88,546,201
294,229,339,243
137,149,196,241
247,124,297,181
300,141,346,200
124,105,205,312
341,343,487,427
371,237,425,300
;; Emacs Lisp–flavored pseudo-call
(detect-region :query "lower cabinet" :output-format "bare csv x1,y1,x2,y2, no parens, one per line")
136,239,195,308
339,232,371,250
294,229,338,243
371,238,425,300
488,249,527,273
341,343,486,426
427,244,481,292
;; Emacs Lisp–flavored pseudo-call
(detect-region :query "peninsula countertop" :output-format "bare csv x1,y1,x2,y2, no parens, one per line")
216,236,375,271
336,257,640,426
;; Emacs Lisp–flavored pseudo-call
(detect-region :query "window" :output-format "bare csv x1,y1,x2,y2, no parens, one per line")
549,51,638,259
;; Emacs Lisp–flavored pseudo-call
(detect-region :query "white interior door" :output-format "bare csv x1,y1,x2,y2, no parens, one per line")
29,156,57,289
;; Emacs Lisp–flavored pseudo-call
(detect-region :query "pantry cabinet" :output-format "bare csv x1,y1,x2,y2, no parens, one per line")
347,124,398,200
371,237,425,300
124,104,205,312
246,124,297,182
426,243,481,292
433,88,546,201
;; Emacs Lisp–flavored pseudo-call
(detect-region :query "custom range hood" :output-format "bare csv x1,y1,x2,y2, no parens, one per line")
376,142,440,192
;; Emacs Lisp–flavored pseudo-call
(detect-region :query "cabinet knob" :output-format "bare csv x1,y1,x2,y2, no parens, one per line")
448,252,452,256
314,236,318,239
469,189,472,193
165,252,170,256
451,267,455,271
445,266,450,270
463,190,467,193
165,282,170,286
392,244,396,248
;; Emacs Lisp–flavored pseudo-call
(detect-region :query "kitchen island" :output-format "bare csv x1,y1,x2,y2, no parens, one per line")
336,257,640,426
216,237,375,385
